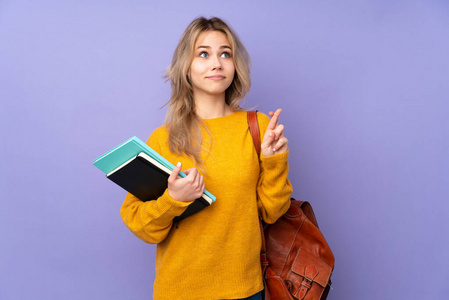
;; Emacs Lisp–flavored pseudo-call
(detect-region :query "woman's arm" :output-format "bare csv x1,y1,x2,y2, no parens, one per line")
119,128,204,244
120,189,191,244
256,110,293,224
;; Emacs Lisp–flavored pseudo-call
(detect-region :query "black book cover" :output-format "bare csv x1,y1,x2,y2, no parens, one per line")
107,155,210,222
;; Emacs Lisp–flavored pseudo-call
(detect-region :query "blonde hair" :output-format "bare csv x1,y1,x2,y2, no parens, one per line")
164,17,251,169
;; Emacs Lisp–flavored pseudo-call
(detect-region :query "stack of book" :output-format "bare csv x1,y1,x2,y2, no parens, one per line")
93,136,216,222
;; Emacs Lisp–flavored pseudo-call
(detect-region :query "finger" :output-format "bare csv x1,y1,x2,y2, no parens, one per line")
273,137,288,152
168,162,182,183
269,111,275,117
193,173,202,189
267,109,282,130
273,124,285,140
185,168,198,182
198,175,204,188
195,181,206,199
196,175,204,194
261,130,276,149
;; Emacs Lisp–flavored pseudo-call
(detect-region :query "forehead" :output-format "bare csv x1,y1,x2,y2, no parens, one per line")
194,30,231,48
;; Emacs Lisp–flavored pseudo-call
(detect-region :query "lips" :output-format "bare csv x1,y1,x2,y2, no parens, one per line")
206,75,226,80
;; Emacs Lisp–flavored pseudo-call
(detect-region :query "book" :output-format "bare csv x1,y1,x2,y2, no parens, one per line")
94,137,216,222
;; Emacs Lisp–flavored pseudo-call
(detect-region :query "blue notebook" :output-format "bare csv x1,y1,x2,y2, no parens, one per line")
93,136,216,203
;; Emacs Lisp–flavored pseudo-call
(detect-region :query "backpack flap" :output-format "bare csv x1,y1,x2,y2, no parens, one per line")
289,247,333,299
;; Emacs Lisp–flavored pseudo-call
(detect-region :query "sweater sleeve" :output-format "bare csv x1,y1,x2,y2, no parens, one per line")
119,128,191,244
256,113,293,224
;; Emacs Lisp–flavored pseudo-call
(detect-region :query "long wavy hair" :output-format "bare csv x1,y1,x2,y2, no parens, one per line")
164,17,251,170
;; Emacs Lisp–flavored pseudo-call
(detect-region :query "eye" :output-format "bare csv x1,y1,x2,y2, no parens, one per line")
221,52,231,58
199,51,208,58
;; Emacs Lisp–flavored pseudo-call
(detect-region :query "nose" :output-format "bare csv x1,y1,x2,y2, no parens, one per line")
211,55,223,70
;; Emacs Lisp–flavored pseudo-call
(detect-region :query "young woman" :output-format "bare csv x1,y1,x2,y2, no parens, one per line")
120,17,293,300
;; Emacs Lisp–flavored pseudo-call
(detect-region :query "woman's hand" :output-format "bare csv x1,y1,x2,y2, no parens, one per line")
261,109,289,157
167,162,205,202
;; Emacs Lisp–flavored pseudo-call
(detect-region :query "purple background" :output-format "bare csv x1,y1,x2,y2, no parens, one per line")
1,1,448,299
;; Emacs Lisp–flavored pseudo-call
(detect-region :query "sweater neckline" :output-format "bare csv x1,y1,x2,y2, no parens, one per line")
201,111,244,123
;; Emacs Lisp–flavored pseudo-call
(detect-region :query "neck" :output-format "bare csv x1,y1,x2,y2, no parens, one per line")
194,93,233,119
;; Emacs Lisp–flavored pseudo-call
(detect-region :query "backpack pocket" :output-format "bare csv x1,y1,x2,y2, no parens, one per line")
287,247,333,299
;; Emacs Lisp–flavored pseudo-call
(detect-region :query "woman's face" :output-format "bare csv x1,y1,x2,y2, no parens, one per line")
189,30,235,100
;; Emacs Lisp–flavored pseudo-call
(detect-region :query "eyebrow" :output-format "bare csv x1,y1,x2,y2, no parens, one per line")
197,45,232,50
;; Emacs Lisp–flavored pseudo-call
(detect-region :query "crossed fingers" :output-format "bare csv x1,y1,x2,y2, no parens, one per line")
262,109,288,156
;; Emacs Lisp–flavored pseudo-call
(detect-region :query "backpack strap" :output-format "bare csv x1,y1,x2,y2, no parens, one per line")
296,200,320,229
247,110,261,158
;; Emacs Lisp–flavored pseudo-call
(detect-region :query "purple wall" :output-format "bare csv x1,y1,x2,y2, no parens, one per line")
1,1,448,299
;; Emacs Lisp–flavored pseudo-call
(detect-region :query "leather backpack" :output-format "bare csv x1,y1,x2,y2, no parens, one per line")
248,111,335,300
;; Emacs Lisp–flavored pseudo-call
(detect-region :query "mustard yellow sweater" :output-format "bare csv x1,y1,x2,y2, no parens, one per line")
120,111,292,300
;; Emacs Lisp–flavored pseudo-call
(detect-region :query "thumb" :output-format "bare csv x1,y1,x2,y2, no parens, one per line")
168,162,182,182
